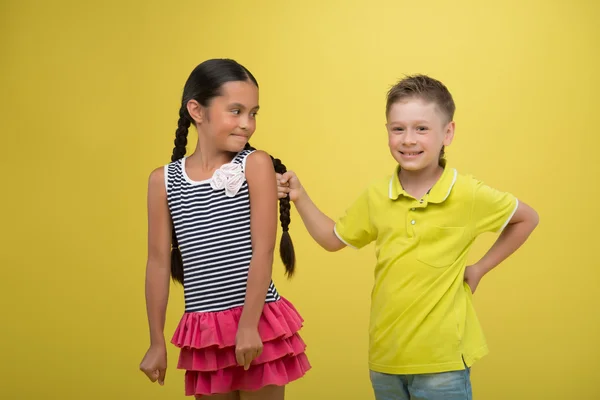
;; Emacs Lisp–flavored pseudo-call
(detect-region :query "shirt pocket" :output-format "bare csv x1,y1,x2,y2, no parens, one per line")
416,224,466,268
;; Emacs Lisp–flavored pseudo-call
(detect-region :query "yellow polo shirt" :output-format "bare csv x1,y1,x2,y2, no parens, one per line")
334,165,518,375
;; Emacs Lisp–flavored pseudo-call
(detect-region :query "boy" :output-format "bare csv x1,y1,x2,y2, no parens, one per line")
276,75,539,400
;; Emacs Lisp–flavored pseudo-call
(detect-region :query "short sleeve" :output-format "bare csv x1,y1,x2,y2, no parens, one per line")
472,180,519,236
334,189,377,249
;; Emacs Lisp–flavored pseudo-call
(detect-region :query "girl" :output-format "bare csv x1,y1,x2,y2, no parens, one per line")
139,59,310,399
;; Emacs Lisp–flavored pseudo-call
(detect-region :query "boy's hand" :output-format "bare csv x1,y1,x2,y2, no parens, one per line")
464,264,485,293
276,171,304,202
276,170,344,251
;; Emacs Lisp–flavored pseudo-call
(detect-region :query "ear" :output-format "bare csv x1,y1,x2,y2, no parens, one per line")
443,121,455,146
186,100,204,124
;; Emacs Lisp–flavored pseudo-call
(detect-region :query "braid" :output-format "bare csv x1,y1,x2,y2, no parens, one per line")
272,159,291,232
271,156,296,278
244,143,296,278
169,107,191,285
172,108,190,161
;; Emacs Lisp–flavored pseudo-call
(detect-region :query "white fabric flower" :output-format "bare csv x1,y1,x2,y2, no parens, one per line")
210,169,227,191
225,172,245,197
219,163,243,176
210,162,246,197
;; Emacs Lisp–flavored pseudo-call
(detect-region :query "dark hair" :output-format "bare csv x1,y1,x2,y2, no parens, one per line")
169,58,295,284
386,75,455,167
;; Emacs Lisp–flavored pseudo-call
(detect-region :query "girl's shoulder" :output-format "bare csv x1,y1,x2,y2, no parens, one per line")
231,148,256,168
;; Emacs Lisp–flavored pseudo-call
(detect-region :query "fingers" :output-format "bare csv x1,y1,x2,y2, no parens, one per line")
278,172,288,184
245,348,262,370
140,366,158,382
277,174,289,186
255,346,263,360
140,347,167,385
277,180,290,190
243,352,251,371
236,346,263,371
139,360,165,384
464,278,475,294
235,348,245,369
277,173,291,199
236,347,253,370
277,187,290,199
158,367,166,386
279,170,297,185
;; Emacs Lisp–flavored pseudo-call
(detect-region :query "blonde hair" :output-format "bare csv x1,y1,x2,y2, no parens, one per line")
386,74,455,123
386,75,456,167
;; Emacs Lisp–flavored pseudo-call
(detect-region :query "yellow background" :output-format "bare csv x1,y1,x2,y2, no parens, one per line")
1,0,598,399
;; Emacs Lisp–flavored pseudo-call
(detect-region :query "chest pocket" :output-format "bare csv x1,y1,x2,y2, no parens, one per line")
416,224,466,268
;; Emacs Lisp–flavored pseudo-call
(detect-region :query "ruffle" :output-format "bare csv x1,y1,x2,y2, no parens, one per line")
178,332,306,371
171,297,311,396
185,353,310,396
171,297,304,349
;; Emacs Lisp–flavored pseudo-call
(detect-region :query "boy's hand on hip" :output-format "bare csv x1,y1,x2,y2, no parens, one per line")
464,264,485,293
276,171,304,202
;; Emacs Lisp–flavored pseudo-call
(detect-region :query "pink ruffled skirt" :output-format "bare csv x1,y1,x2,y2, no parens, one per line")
171,297,311,397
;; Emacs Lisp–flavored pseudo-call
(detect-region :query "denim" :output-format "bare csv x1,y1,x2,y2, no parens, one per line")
370,365,472,400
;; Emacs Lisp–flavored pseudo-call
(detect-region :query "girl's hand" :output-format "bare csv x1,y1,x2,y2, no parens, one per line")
139,344,167,385
276,171,304,202
464,264,485,293
235,326,263,370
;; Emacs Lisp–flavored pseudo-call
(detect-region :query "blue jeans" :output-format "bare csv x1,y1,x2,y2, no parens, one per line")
370,365,472,400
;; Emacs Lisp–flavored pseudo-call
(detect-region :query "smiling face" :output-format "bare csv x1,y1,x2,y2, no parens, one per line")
186,79,260,154
202,80,260,153
386,97,454,171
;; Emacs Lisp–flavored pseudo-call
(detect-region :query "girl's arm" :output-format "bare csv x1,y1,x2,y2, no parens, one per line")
139,167,171,384
236,151,279,369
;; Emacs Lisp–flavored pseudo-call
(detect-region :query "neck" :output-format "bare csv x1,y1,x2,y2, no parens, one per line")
398,163,444,199
187,135,235,172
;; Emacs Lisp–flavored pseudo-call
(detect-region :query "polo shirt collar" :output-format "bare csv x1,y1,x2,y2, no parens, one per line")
388,165,457,203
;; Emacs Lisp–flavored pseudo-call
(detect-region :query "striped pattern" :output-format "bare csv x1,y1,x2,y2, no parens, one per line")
165,149,281,313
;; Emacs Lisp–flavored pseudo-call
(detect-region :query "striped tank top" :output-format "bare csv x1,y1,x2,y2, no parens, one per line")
165,149,281,313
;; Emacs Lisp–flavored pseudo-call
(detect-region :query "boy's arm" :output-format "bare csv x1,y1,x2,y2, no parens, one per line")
465,181,539,293
278,171,377,252
293,189,346,252
278,171,345,252
474,200,539,275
